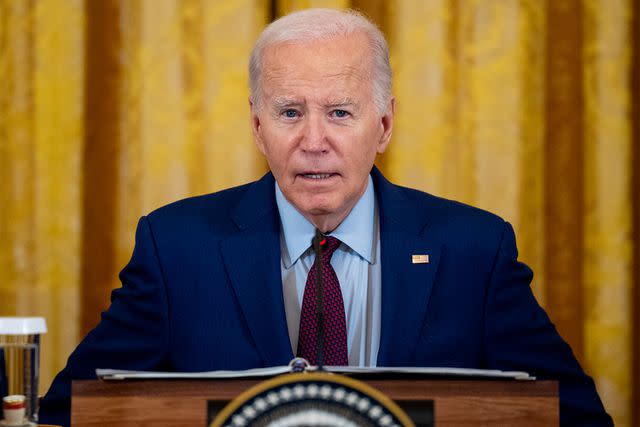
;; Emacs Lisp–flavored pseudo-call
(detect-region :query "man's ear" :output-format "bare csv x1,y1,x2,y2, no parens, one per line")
249,98,266,155
377,97,395,154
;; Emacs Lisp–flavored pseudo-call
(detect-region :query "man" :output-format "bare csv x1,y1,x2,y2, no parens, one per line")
40,8,612,426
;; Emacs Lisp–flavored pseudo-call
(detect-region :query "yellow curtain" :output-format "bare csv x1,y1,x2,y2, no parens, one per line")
0,1,637,425
0,0,84,402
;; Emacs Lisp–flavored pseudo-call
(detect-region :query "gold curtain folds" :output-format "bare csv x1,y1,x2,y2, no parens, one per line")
0,0,638,425
0,0,85,402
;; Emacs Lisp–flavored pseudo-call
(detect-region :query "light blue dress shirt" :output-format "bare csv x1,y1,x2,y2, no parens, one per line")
275,175,381,366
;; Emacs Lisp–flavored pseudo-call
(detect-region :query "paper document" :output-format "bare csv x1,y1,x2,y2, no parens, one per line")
96,365,534,381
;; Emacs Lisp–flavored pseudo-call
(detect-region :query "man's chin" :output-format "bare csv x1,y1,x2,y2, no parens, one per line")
300,205,336,218
296,203,353,233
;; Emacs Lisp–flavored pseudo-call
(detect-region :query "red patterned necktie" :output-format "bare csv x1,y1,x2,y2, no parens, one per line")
296,235,348,366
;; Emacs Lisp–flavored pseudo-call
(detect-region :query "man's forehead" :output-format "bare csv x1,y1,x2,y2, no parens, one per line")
263,64,369,90
263,55,370,81
262,59,371,101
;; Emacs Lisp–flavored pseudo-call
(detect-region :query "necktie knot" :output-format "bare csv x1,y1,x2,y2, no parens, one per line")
318,235,341,261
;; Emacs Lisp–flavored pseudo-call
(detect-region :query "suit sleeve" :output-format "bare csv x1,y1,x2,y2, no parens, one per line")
483,221,612,426
39,216,170,427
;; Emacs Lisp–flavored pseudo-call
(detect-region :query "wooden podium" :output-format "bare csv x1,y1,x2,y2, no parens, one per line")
72,377,558,426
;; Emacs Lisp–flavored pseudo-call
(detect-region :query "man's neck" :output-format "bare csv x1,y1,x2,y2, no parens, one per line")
301,182,370,234
304,212,349,235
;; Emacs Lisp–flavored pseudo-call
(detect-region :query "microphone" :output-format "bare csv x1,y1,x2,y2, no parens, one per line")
312,228,326,370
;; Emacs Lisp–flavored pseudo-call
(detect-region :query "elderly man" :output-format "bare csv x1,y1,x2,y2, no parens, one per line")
40,8,611,426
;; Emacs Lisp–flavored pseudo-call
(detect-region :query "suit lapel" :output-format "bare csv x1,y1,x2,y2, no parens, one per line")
372,168,442,366
219,173,294,366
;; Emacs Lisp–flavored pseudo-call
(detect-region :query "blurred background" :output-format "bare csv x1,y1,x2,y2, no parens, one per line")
0,0,638,425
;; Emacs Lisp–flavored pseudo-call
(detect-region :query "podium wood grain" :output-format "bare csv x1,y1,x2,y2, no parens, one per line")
72,378,558,426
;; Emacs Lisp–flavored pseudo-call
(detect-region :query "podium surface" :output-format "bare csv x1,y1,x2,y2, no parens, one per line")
72,377,558,426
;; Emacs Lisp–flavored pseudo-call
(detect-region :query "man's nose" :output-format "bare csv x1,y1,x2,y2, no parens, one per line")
299,114,328,152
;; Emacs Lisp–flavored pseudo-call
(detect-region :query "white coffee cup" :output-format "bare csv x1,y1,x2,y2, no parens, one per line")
3,394,26,426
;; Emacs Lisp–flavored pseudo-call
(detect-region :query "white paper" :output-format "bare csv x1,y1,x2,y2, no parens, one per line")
96,365,534,381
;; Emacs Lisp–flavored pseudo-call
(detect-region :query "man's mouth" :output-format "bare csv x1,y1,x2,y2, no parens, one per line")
299,173,337,180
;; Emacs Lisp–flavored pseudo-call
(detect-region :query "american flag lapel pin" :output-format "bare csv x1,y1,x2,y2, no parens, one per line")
412,254,429,264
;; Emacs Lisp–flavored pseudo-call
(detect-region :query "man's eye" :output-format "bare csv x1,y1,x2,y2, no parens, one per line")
282,109,298,118
332,109,349,118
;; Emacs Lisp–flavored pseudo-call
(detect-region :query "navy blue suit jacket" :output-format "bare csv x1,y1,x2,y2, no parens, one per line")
40,168,611,426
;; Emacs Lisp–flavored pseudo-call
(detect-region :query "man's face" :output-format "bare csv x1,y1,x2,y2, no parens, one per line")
251,32,394,232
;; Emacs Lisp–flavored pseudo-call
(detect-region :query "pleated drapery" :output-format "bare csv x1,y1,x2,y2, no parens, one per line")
0,1,638,425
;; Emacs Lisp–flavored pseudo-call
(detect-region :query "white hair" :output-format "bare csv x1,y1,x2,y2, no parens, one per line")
249,8,392,114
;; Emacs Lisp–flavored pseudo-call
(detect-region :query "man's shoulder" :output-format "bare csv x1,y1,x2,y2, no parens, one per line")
379,176,507,233
411,186,503,223
142,173,275,236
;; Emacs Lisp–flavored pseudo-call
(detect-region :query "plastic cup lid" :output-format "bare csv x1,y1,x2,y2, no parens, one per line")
0,317,47,334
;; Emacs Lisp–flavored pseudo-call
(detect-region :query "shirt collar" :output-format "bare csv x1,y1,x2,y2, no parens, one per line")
276,175,376,268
